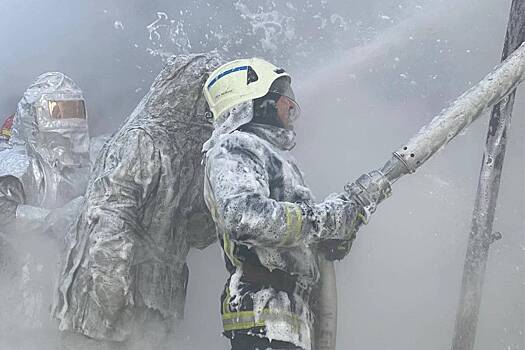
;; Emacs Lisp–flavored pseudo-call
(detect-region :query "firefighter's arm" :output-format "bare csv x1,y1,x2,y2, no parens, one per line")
0,175,84,238
0,175,26,226
205,139,366,248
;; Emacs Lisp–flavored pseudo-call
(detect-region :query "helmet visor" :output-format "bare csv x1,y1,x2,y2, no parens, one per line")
48,100,86,120
276,95,301,123
268,77,301,123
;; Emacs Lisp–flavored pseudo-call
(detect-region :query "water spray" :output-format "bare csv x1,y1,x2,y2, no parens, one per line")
316,40,524,350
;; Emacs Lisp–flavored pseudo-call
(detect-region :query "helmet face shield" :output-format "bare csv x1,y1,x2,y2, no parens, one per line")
268,76,296,102
268,77,301,126
276,95,301,124
48,100,86,120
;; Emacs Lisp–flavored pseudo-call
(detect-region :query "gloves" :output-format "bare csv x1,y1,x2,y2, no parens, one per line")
316,171,392,261
319,239,353,261
302,197,364,260
302,195,368,243
344,170,392,215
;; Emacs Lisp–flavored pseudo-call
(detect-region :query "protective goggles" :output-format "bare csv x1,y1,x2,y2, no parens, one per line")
47,100,86,120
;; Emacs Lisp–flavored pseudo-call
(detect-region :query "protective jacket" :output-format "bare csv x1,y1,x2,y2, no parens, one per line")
54,53,223,341
0,72,90,330
204,115,362,350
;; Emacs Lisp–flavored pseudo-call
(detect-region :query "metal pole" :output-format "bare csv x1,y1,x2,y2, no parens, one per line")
452,1,525,349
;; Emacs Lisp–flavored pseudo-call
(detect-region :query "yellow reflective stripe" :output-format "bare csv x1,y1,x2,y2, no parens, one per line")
224,308,301,321
282,204,303,246
223,320,266,331
223,310,261,320
222,308,303,332
223,231,242,267
222,310,268,330
357,212,368,225
1,128,11,137
222,287,231,314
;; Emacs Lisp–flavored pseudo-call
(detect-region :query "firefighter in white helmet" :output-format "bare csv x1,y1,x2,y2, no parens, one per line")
202,58,391,350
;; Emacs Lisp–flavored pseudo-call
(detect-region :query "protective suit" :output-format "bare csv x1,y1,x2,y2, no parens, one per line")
0,72,90,333
0,73,90,215
203,59,391,350
54,52,223,343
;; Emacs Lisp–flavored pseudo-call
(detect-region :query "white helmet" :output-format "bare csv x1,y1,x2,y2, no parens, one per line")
202,58,300,152
204,58,290,120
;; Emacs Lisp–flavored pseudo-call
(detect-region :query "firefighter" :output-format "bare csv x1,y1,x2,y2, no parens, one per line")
202,58,391,350
0,72,89,332
54,53,223,348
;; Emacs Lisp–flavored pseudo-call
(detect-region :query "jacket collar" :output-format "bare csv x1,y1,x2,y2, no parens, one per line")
242,123,296,151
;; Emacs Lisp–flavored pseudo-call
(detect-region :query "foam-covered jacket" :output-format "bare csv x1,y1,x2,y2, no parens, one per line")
204,122,362,350
53,53,223,341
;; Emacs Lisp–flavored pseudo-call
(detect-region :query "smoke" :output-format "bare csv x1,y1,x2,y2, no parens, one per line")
0,0,523,349
0,227,63,349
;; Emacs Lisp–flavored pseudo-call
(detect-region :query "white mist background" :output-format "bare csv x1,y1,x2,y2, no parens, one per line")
0,0,523,349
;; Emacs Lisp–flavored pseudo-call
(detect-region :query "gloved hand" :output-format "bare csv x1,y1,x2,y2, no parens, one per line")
314,172,391,261
344,170,392,214
303,195,368,244
319,239,353,261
